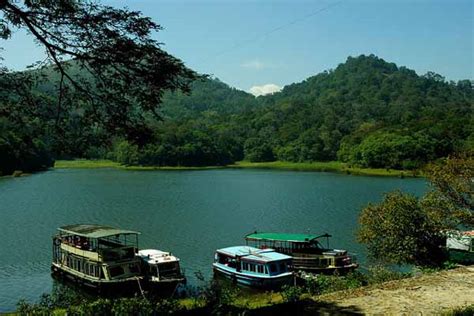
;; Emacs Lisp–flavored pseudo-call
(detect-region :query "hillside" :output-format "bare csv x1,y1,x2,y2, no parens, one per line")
1,54,472,174
160,78,257,119
242,55,473,167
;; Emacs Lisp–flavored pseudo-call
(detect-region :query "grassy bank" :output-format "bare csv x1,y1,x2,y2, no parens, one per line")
55,159,421,177
229,161,419,177
12,265,473,315
54,159,225,171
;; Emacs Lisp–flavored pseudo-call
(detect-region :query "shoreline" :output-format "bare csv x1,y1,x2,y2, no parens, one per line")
7,265,473,314
53,159,421,177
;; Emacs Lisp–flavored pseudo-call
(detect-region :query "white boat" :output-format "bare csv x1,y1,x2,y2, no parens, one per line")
446,230,474,264
137,249,185,289
213,246,293,289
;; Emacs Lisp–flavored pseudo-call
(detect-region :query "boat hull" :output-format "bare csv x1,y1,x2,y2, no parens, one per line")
292,263,359,275
51,263,143,295
213,264,293,289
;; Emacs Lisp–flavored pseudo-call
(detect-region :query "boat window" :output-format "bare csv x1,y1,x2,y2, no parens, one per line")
257,265,264,273
264,265,269,274
242,262,249,271
109,266,125,277
269,264,277,273
129,263,139,274
279,262,287,272
89,264,95,276
218,254,230,265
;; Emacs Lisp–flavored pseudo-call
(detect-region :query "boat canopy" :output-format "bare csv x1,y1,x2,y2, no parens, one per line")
216,246,292,262
245,232,331,243
58,224,140,239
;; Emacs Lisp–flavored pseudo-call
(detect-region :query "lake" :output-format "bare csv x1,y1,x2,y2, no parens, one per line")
0,168,427,311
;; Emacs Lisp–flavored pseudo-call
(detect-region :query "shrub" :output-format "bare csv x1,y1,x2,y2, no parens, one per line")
281,285,303,303
366,265,411,284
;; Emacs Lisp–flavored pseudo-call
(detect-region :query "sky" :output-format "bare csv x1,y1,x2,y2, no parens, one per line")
1,0,473,95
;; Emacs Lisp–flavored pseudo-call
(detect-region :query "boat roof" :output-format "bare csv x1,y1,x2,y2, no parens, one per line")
245,232,330,243
58,224,140,238
138,249,179,264
216,246,292,262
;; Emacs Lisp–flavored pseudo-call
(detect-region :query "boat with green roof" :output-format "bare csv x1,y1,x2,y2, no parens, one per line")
245,232,358,274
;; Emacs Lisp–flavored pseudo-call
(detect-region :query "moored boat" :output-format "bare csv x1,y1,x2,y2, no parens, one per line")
137,249,186,291
446,230,474,264
213,246,293,289
51,224,144,294
245,232,358,274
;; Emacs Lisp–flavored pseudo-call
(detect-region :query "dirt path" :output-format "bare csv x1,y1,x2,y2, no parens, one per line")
320,266,474,315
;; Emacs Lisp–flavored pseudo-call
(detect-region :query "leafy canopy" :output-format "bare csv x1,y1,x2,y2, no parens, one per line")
0,0,198,138
358,155,474,266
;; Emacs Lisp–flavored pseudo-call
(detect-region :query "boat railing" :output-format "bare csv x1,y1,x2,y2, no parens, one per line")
347,252,358,264
59,241,136,262
59,242,100,261
100,246,136,261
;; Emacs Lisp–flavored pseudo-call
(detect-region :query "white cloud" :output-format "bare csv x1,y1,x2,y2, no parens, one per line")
241,60,266,70
249,84,282,96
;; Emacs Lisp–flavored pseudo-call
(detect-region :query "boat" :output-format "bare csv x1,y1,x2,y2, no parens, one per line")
245,232,358,274
213,246,293,288
446,230,474,264
51,224,144,293
137,249,186,291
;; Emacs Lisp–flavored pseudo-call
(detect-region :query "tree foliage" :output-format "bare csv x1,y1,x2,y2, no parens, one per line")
358,191,446,266
1,51,472,174
358,154,474,266
1,0,198,137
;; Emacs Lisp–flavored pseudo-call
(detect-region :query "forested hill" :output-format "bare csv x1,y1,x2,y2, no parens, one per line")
160,78,257,119
240,55,473,168
1,54,472,175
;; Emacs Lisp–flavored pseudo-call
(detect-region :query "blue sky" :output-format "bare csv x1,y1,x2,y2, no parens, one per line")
1,0,472,94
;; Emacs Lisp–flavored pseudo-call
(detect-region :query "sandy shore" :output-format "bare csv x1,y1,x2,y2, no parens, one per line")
320,265,474,315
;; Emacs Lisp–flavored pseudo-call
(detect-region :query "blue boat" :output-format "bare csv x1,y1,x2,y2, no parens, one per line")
213,246,293,288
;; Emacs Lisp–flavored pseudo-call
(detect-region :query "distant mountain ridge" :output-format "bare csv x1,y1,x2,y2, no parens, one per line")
1,54,472,174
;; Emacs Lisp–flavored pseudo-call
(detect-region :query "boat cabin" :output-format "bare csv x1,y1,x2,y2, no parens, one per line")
52,224,142,289
213,246,293,288
446,230,474,264
245,232,357,274
137,249,185,284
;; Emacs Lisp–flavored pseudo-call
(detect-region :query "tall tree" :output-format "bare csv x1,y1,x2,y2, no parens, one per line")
0,0,198,141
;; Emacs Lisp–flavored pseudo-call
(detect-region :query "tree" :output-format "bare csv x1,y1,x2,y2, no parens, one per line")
423,154,474,226
357,154,474,266
357,191,446,266
1,0,198,140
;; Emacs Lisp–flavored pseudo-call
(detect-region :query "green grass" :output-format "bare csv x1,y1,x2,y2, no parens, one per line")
231,161,421,177
54,159,421,177
54,159,224,171
54,159,120,169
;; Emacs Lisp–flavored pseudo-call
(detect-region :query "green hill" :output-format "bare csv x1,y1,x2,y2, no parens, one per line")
1,54,472,174
240,55,473,169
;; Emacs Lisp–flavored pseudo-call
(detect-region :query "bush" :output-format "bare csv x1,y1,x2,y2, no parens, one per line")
366,266,411,284
358,191,447,266
155,298,184,315
111,298,153,315
281,285,303,303
304,272,367,295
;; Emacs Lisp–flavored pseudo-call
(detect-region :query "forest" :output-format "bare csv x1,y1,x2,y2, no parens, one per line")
1,54,473,175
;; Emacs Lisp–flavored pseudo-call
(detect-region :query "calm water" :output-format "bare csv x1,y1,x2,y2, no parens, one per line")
0,168,426,311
